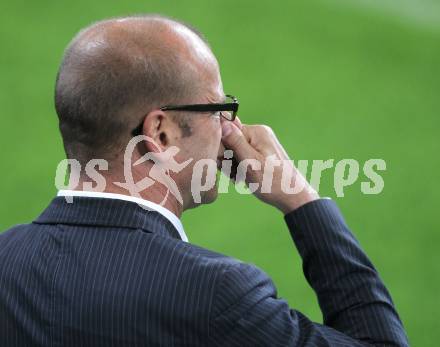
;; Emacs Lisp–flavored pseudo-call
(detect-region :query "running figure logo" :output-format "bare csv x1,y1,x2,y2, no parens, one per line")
115,135,193,207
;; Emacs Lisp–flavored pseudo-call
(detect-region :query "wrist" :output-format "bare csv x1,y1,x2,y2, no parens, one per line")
278,190,320,215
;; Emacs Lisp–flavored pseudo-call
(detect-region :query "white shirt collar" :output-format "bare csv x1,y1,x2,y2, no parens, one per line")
57,190,188,242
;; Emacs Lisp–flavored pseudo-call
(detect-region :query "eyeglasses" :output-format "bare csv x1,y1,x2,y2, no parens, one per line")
131,94,239,136
161,94,239,121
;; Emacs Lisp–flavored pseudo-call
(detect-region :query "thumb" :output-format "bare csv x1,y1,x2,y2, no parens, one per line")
221,122,257,160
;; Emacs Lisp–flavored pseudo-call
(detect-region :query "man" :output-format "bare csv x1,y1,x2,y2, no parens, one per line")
0,15,409,346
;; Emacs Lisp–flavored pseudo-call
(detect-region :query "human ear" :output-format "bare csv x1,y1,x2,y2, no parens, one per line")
140,110,178,153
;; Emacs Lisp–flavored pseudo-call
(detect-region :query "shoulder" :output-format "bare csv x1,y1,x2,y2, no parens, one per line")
0,223,38,244
152,235,274,289
166,237,278,315
148,235,275,305
151,233,243,274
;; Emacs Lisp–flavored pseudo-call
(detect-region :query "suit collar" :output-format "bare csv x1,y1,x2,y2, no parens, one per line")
33,196,184,242
56,190,187,242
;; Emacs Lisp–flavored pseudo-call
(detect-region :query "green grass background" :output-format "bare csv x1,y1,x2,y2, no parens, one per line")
1,0,439,345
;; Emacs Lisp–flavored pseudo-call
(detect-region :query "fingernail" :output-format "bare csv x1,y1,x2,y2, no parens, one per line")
222,122,232,138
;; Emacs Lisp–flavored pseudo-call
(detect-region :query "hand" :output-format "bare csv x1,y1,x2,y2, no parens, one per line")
221,119,319,214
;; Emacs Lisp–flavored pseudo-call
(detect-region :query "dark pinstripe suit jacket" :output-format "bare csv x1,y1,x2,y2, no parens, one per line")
0,197,408,346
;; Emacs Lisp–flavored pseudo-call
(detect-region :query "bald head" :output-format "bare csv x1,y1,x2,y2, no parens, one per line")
55,15,220,164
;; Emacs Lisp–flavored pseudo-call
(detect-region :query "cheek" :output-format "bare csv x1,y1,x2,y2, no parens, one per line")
209,117,222,139
185,118,221,160
198,117,221,140
206,119,222,149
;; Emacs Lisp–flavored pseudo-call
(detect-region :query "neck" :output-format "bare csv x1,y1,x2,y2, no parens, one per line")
74,173,183,218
